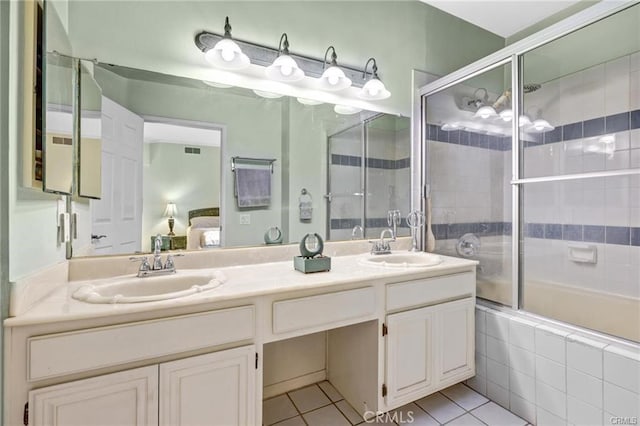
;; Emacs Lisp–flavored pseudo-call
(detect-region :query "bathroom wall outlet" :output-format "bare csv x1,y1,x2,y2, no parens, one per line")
240,214,251,225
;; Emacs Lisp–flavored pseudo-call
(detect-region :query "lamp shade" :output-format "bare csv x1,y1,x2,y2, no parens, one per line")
266,54,305,82
358,78,390,100
318,66,352,91
205,38,250,70
164,202,177,217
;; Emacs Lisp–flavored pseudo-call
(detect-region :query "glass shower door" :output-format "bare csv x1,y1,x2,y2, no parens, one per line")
326,124,365,240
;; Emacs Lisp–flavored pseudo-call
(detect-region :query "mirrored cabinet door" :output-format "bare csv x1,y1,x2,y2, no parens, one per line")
78,60,102,199
42,53,75,194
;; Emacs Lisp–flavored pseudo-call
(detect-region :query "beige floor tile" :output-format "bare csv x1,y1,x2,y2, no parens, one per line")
319,381,344,402
303,404,351,426
335,400,363,425
471,401,527,426
289,385,332,413
392,402,438,425
415,392,466,424
263,395,299,426
441,384,490,411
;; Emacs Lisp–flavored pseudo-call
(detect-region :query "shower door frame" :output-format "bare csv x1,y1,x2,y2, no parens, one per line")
414,0,639,311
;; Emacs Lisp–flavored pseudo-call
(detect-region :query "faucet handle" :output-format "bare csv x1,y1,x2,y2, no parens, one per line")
130,256,151,272
164,253,183,270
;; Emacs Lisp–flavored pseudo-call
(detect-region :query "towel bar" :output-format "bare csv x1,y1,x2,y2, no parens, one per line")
231,156,277,174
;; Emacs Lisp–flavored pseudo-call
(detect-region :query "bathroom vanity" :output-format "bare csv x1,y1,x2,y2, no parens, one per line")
4,250,476,426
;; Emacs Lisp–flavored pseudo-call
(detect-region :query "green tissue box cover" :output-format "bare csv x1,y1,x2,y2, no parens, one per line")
293,256,331,273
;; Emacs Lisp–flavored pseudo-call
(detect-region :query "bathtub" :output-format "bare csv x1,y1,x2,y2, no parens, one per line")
437,238,640,342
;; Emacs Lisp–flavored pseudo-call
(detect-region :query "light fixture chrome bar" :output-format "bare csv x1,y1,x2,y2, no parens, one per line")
511,168,640,185
195,31,369,88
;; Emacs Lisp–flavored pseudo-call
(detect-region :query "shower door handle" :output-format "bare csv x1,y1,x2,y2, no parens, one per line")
324,193,333,202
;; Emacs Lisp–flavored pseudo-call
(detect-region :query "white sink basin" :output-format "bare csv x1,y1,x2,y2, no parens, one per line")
72,270,226,304
359,252,443,268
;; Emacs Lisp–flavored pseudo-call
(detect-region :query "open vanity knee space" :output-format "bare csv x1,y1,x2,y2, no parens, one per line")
4,251,476,426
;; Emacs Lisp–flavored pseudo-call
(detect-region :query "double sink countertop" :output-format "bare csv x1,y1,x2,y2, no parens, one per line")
5,251,477,328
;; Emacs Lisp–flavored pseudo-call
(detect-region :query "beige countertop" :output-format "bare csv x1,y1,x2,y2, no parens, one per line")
5,252,477,328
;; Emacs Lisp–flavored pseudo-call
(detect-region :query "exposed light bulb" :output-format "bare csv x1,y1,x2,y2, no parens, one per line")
280,65,293,76
220,48,235,62
328,74,340,85
368,86,379,96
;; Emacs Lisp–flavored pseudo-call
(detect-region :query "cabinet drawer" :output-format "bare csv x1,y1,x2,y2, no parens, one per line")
386,272,474,311
28,306,254,381
273,287,376,334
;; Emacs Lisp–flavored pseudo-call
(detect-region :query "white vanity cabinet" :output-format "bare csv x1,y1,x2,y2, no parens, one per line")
27,345,256,426
383,273,475,409
159,345,256,426
28,365,159,426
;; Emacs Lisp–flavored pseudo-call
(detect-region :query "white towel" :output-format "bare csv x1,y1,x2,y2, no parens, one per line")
235,166,271,208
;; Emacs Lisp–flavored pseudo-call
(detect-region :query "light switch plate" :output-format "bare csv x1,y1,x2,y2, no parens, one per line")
240,214,251,225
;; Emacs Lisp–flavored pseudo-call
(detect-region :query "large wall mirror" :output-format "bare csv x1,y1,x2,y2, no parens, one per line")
69,63,410,257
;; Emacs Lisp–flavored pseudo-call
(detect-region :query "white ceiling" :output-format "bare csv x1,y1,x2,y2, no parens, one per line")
420,0,583,38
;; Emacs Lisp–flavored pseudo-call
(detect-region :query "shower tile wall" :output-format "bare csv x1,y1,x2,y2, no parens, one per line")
427,52,640,316
521,51,640,327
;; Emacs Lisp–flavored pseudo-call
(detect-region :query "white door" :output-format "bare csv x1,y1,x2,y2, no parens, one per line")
385,306,435,407
159,345,256,426
90,96,143,255
28,365,158,426
434,298,475,384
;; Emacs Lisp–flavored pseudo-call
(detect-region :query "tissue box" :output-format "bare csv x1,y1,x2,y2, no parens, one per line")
293,256,331,273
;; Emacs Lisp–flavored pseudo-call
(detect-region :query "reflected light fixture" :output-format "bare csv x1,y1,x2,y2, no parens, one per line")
297,98,324,106
266,33,305,82
203,80,233,89
530,119,554,132
518,115,532,128
164,202,177,236
318,46,352,91
474,105,498,119
499,109,513,122
441,123,461,131
358,58,390,100
204,17,250,70
334,105,362,115
253,89,284,99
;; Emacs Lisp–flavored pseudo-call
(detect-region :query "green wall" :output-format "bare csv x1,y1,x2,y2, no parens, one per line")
66,1,504,116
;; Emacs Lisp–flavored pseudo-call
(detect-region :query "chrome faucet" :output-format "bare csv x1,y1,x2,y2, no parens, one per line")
130,234,183,278
369,228,395,255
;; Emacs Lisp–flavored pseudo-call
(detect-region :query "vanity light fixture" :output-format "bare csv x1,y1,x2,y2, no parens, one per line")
297,98,324,106
318,46,352,91
204,17,250,70
253,89,284,99
265,33,305,82
358,58,390,100
334,105,362,115
164,202,177,236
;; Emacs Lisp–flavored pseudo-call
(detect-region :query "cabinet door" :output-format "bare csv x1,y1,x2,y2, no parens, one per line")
385,306,435,406
435,297,475,384
28,365,158,426
160,345,256,426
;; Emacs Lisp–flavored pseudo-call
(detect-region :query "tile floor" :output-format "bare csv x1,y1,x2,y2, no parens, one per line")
263,381,530,426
